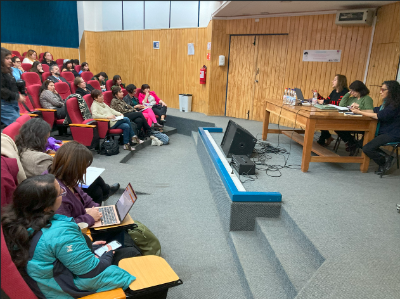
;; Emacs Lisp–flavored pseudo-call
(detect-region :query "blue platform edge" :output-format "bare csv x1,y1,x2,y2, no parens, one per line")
198,127,282,202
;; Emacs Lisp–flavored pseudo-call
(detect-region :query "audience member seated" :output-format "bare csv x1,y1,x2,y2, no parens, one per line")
315,74,349,146
337,80,374,154
39,79,66,118
11,56,25,80
92,72,108,91
350,80,400,174
74,76,95,97
1,174,136,299
124,84,162,128
72,59,80,68
21,49,37,65
79,62,90,75
47,64,71,88
90,89,137,151
1,132,26,184
111,74,125,90
138,84,168,124
41,51,56,67
110,86,150,141
29,61,44,82
1,47,26,126
15,119,120,204
61,59,79,77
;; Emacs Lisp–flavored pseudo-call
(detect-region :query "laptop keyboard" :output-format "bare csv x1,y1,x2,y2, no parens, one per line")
99,206,117,225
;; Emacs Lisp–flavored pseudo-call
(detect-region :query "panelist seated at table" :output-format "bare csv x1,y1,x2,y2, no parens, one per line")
15,119,120,204
337,80,374,154
1,175,137,299
315,74,349,146
351,80,400,174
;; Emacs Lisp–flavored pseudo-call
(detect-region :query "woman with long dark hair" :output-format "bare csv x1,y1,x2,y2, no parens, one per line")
41,51,56,67
138,84,167,124
1,174,135,298
79,62,90,75
351,80,400,174
1,47,26,125
29,61,44,82
61,59,79,77
111,74,125,90
39,79,66,118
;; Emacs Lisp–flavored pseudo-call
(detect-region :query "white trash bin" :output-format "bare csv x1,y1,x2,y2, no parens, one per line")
179,94,192,112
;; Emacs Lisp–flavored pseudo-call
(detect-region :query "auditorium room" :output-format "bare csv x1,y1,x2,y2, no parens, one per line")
2,1,400,298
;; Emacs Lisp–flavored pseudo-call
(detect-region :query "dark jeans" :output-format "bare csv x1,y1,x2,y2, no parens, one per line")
152,104,167,118
335,131,365,147
318,130,331,144
82,176,110,205
56,105,66,119
362,134,399,166
111,117,135,144
124,111,151,133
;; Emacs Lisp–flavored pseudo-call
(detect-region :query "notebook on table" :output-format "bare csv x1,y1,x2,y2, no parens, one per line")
313,104,338,110
91,183,137,228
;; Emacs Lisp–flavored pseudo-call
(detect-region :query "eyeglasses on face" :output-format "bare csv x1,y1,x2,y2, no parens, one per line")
380,88,388,92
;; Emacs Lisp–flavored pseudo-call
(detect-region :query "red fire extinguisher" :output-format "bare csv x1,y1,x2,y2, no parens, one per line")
200,65,207,84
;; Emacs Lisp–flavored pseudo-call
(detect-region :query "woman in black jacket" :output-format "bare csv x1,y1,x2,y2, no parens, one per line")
351,80,400,174
41,52,57,67
1,47,26,126
74,76,95,97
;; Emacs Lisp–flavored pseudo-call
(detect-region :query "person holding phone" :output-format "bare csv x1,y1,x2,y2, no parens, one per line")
138,84,167,124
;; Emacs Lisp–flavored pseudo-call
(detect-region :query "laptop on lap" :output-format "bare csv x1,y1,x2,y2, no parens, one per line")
91,183,137,228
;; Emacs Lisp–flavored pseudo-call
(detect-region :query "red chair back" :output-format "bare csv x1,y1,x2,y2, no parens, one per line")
54,82,71,100
102,91,113,106
42,72,51,81
83,94,94,108
88,80,101,91
106,80,113,91
2,122,22,141
70,83,77,94
41,64,49,72
39,53,44,61
75,65,81,73
21,72,41,87
15,114,31,125
60,72,75,85
81,71,93,83
122,89,128,97
12,51,21,57
26,84,42,108
21,63,32,72
56,58,64,66
22,51,27,57
66,97,84,124
134,89,141,98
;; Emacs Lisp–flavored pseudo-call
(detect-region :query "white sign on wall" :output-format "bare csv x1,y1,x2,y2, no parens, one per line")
302,50,341,62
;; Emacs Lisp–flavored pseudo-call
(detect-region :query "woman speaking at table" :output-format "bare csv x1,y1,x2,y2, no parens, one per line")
350,80,400,174
314,74,349,146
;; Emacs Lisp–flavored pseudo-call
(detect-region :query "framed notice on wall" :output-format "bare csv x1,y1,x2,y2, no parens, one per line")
153,41,160,49
302,50,341,62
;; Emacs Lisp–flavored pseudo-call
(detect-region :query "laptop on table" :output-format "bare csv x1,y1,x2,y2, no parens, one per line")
91,183,137,228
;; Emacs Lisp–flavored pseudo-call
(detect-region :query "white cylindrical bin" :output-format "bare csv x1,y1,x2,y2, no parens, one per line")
179,94,192,112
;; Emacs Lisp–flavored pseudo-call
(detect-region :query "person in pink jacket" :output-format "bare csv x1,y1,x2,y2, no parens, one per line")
138,84,167,124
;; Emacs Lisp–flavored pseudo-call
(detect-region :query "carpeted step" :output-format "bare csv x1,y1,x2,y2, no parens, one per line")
255,216,324,295
230,231,295,299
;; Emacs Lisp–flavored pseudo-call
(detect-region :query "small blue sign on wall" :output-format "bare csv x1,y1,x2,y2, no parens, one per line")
153,41,160,49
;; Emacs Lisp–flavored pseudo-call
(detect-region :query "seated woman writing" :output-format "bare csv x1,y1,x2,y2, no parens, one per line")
314,74,349,146
39,79,66,119
15,118,120,204
138,84,167,124
351,80,400,174
90,89,138,151
74,76,95,97
1,174,136,299
110,86,151,139
92,72,108,91
337,80,374,155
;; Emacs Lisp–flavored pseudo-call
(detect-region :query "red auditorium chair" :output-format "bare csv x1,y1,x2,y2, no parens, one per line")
106,79,113,91
54,82,71,100
60,71,75,86
75,65,81,73
42,72,51,81
21,63,32,72
56,58,64,67
122,89,128,97
22,51,27,57
2,122,22,141
17,100,38,119
102,91,113,106
15,114,32,125
83,94,94,108
11,51,21,57
26,84,57,127
88,80,101,91
41,64,49,72
21,72,41,87
39,52,45,60
71,83,77,94
81,71,93,83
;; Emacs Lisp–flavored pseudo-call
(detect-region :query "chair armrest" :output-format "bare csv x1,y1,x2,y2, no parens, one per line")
20,113,38,117
69,124,96,128
94,118,110,122
79,288,125,299
36,108,57,112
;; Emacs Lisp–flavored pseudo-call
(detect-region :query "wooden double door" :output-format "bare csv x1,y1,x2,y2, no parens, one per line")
226,35,288,121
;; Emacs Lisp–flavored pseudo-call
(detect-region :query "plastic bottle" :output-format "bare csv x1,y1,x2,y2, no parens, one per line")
283,88,288,104
312,90,318,105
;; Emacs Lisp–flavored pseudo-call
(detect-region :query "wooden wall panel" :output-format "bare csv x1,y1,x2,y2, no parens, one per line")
366,2,400,105
1,43,79,61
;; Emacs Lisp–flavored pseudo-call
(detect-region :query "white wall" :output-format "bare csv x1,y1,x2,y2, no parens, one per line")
144,1,170,30
102,1,123,31
77,1,103,46
199,1,223,27
123,1,144,30
170,1,199,28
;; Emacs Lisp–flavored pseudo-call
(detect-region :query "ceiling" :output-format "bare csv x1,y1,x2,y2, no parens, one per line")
213,1,397,18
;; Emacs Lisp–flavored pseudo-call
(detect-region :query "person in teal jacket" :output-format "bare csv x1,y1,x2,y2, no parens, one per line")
1,174,136,298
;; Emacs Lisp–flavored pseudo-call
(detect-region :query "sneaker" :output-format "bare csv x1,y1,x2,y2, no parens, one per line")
375,165,384,175
153,123,163,128
150,136,163,146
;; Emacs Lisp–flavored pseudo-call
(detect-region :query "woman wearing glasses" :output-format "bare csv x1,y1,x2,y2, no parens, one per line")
351,80,400,174
16,119,120,204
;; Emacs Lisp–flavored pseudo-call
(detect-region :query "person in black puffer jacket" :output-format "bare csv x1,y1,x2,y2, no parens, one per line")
1,47,26,126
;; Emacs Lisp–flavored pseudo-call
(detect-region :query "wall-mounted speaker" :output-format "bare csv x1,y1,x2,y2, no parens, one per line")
221,120,257,158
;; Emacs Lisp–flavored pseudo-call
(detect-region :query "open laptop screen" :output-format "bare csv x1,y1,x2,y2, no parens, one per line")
116,183,137,220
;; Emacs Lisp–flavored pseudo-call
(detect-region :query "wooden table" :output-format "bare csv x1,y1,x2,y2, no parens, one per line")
262,102,377,172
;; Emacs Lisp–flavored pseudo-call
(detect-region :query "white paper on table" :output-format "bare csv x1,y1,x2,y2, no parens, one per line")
80,167,105,188
188,43,195,55
328,104,349,111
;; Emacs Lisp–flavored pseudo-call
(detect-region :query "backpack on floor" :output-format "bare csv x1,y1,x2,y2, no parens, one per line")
152,131,169,145
99,137,119,156
127,220,161,256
